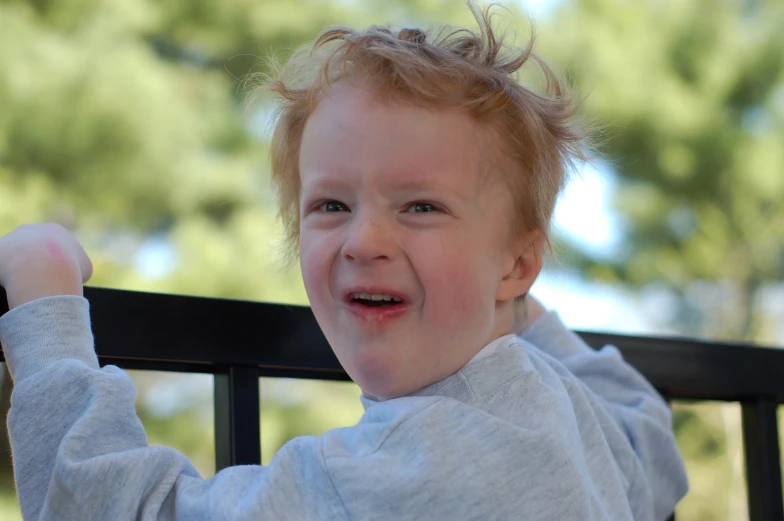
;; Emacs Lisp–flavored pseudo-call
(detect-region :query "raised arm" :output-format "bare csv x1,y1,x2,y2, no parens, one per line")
1,295,345,521
519,295,689,520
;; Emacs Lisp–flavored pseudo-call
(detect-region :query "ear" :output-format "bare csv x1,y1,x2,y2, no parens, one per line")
496,230,543,302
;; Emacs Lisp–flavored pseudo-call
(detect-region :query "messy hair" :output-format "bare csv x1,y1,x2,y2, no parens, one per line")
255,1,589,274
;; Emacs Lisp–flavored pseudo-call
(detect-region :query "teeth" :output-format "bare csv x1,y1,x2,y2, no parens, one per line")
352,292,402,302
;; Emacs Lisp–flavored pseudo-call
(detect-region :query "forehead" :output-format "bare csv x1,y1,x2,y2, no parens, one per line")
299,81,501,191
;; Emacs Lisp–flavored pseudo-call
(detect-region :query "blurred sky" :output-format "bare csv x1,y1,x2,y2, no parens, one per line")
517,0,565,18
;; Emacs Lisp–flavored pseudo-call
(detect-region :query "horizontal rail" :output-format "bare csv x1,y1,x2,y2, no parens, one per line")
3,286,784,520
1,286,784,402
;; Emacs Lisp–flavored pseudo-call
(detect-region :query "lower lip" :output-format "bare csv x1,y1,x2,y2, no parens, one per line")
346,301,408,324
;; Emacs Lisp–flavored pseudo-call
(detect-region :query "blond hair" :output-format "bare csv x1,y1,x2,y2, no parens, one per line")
255,1,588,268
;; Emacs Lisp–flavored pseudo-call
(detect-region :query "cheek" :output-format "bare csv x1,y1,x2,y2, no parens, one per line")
419,250,493,325
299,231,337,302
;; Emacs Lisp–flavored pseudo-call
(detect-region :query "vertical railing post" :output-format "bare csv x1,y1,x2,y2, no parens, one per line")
214,366,261,471
741,397,783,521
659,389,677,521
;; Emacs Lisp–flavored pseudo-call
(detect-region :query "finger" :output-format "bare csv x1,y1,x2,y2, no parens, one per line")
77,247,93,283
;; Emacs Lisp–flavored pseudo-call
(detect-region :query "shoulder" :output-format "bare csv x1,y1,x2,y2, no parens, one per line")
317,394,607,520
323,388,574,462
320,395,447,459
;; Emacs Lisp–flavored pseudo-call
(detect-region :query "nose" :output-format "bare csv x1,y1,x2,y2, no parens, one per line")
341,214,396,264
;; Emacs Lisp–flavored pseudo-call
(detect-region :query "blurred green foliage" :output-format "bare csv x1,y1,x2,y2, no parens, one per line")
544,0,784,341
1,0,783,520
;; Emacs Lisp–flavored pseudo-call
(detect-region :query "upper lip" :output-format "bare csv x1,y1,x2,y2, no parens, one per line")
342,286,408,303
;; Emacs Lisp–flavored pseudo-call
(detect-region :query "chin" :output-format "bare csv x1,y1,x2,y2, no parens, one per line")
351,365,413,401
334,339,425,399
353,371,399,400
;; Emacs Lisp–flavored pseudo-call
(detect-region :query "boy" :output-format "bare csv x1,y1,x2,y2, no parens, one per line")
0,3,688,520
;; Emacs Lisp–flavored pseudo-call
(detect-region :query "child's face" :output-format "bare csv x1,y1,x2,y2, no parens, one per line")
298,81,540,399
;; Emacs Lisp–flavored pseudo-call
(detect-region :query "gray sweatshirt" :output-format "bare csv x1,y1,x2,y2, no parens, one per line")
0,295,688,520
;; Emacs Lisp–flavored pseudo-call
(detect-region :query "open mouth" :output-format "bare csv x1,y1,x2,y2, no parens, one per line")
349,292,404,307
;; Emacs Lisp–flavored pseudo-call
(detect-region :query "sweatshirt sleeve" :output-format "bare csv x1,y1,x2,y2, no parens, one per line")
520,311,689,520
0,295,347,521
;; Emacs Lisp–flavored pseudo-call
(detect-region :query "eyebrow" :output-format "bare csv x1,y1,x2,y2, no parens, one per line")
302,176,451,192
301,173,469,203
300,177,349,193
391,178,474,206
392,179,453,192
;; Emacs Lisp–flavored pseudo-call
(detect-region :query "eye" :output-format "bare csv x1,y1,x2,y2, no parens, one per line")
406,202,441,213
318,201,349,213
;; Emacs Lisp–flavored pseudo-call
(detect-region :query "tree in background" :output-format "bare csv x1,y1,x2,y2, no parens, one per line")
545,0,784,342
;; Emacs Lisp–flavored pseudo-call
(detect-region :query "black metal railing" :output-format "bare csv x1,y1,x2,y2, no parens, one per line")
1,286,783,520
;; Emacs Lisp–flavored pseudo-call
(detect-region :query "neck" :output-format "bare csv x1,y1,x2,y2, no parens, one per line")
484,299,517,349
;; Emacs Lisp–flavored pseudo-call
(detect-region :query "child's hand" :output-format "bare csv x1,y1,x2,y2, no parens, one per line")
0,223,93,310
